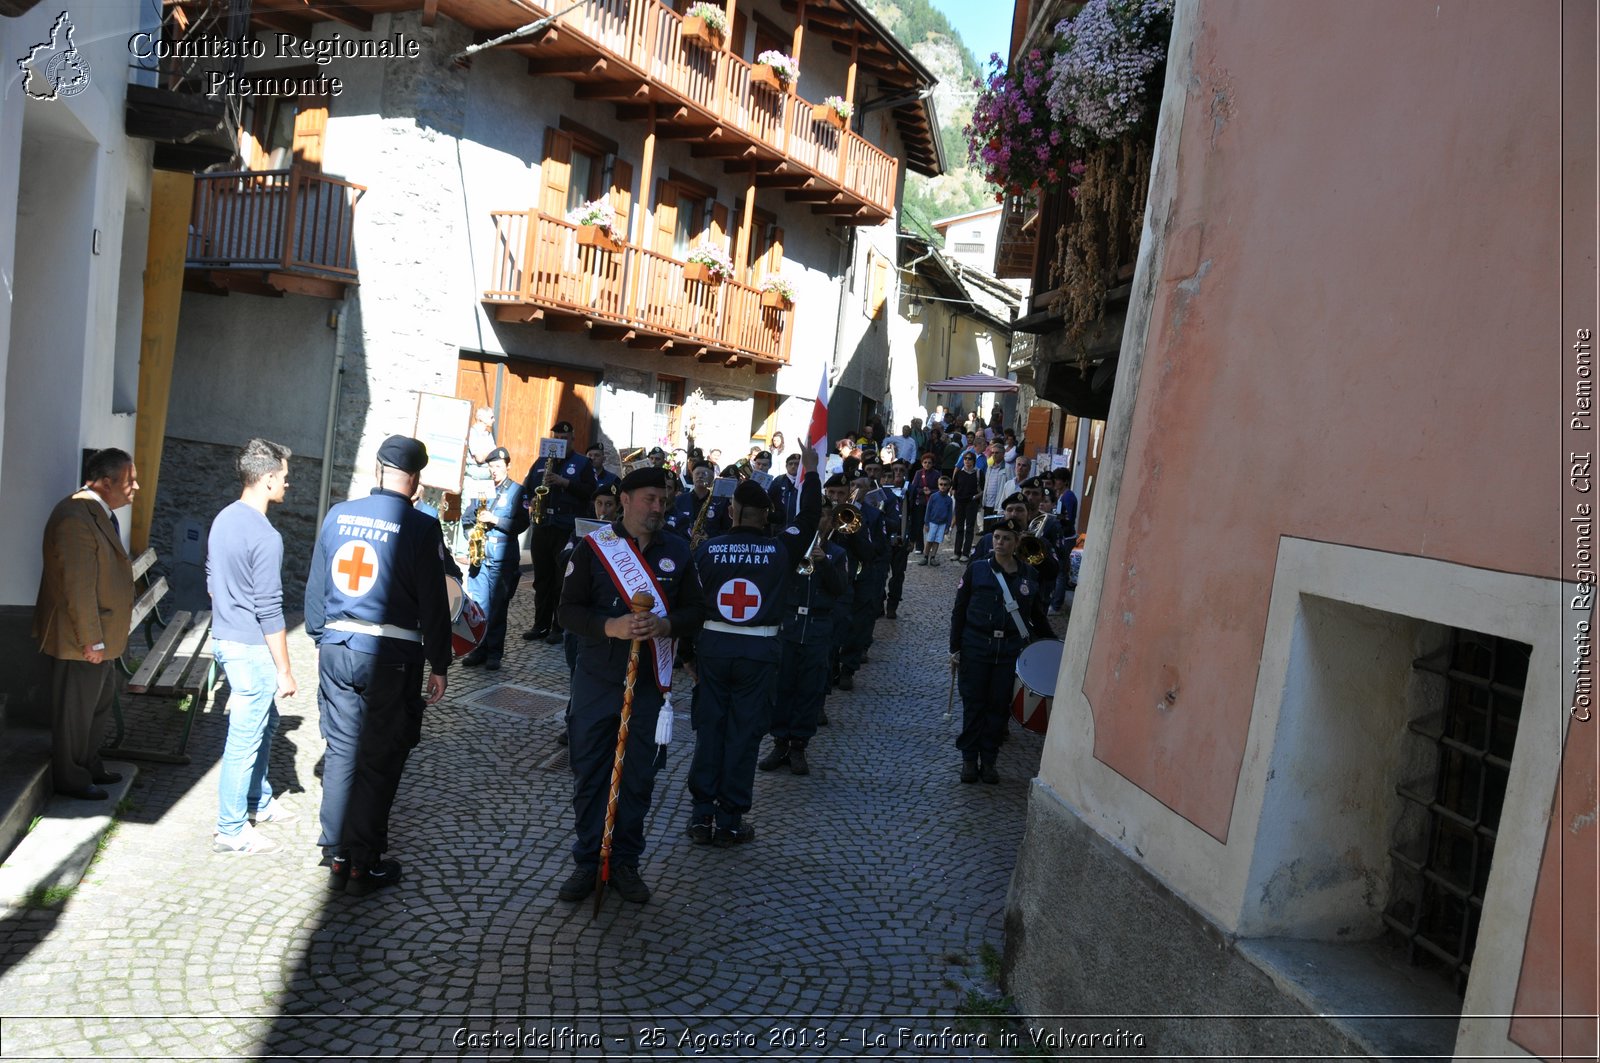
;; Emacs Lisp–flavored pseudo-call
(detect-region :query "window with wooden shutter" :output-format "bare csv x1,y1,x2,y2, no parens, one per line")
766,224,784,277
609,158,634,244
866,250,890,318
292,99,328,167
540,128,573,217
654,180,679,256
710,202,729,251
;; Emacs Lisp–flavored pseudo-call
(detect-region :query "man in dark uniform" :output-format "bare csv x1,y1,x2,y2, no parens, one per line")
767,452,803,529
555,482,622,748
588,443,621,495
666,462,728,545
461,447,528,671
881,460,913,620
647,446,669,469
836,476,888,688
758,502,847,776
521,420,597,643
687,447,820,846
821,473,874,691
949,518,1052,784
556,467,706,904
305,435,451,896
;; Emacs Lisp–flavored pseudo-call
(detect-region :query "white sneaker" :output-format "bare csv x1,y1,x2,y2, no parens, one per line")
213,824,279,855
251,798,297,824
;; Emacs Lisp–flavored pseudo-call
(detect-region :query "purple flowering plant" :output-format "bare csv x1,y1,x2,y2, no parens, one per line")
964,46,1068,200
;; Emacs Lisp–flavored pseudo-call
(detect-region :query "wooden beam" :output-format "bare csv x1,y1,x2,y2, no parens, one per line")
493,304,544,324
422,0,438,26
658,123,721,141
544,315,591,333
628,335,673,350
843,35,858,135
209,272,285,298
734,164,756,276
575,80,650,101
751,173,816,189
694,143,760,160
786,189,847,202
266,272,347,300
528,56,608,76
590,325,635,342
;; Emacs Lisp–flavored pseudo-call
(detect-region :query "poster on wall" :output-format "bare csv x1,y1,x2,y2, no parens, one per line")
413,392,472,493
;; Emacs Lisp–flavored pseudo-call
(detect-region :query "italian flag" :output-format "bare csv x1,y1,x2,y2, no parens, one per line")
807,363,829,464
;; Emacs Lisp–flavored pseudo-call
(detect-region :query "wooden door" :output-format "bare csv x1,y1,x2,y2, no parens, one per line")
456,355,599,481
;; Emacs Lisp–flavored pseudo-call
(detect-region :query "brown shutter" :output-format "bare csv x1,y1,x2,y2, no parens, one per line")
292,99,329,168
768,224,784,273
540,128,573,217
710,202,730,250
654,180,678,255
609,157,634,244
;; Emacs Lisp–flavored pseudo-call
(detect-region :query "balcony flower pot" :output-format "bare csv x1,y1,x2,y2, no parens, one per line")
760,289,793,309
811,102,845,128
684,262,722,285
575,224,623,252
681,16,724,49
752,64,796,94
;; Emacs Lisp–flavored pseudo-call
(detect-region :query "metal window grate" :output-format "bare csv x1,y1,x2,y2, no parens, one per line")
1384,628,1530,995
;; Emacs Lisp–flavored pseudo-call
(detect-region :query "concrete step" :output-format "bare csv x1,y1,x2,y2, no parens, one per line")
0,725,51,866
0,745,137,909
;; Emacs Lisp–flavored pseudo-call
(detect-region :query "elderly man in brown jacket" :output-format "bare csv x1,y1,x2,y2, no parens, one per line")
34,448,138,800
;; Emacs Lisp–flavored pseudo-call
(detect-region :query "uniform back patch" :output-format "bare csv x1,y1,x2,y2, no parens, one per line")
332,540,381,598
715,578,763,622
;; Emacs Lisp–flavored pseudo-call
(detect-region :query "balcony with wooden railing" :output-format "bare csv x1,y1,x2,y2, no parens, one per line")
185,169,366,299
486,211,791,369
488,0,899,224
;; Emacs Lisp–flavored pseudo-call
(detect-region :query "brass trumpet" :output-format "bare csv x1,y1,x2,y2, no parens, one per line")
831,503,862,537
531,484,550,525
1018,534,1048,567
797,531,822,575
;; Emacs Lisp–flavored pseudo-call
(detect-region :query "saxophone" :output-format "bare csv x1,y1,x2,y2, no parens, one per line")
689,490,715,549
531,484,550,526
467,516,487,568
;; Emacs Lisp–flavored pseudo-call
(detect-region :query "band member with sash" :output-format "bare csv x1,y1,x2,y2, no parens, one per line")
949,518,1052,785
521,420,597,644
461,447,528,671
556,467,705,904
554,482,622,748
305,435,451,896
686,446,820,846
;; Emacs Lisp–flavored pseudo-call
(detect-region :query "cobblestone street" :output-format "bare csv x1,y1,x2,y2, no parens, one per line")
0,550,1052,1059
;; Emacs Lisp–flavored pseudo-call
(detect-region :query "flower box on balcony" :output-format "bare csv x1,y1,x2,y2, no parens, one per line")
684,262,723,285
752,64,794,94
760,289,793,309
681,16,724,49
576,224,623,252
811,102,845,128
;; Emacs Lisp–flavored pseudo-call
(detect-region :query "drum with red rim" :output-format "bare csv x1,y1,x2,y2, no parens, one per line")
446,576,487,658
1011,639,1064,734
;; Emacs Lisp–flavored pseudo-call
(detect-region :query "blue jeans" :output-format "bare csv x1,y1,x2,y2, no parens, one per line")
213,640,280,837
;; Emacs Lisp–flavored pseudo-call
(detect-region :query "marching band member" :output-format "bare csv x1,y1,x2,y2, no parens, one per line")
686,447,821,847
948,518,1052,785
461,447,529,671
758,503,848,776
880,460,913,620
520,420,597,644
552,483,624,748
767,453,803,527
836,476,889,688
822,474,874,691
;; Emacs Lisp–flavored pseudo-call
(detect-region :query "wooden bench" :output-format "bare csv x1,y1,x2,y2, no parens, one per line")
109,549,216,765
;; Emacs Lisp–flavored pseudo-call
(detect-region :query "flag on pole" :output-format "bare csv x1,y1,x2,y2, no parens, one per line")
807,364,829,464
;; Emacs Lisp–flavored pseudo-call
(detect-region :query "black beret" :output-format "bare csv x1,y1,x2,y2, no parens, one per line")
688,447,705,460
1020,476,1043,490
823,473,849,489
1001,492,1027,509
733,481,771,509
755,450,772,461
377,435,428,474
648,447,667,458
993,518,1027,536
619,466,668,492
597,481,621,499
485,446,510,463
551,420,574,433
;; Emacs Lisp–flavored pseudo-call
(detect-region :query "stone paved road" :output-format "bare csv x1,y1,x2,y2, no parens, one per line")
0,549,1053,1060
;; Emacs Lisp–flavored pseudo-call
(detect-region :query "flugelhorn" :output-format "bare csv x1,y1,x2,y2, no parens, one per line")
1018,534,1047,566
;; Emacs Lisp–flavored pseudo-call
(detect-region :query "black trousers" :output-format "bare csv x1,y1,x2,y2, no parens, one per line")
317,643,425,866
49,656,116,792
952,498,979,557
528,523,568,635
567,663,665,868
885,543,911,611
688,653,775,829
956,652,1017,762
771,636,832,741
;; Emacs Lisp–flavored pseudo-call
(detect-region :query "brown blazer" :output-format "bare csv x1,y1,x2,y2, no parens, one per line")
33,492,134,661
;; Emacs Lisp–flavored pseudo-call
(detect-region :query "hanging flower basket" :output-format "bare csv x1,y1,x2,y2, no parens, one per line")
811,102,843,128
681,15,724,49
760,289,792,308
575,225,623,252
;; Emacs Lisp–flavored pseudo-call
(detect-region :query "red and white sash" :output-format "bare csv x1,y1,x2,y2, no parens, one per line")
587,526,675,693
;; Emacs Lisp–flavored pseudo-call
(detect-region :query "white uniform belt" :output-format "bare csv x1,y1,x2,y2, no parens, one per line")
702,620,779,637
326,619,424,643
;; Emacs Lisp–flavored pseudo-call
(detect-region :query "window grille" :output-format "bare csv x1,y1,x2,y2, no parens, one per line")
1385,628,1530,995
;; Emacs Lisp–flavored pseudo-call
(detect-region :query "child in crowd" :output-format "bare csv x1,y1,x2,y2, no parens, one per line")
922,476,954,566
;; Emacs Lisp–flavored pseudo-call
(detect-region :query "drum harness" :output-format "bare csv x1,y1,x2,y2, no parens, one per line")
989,562,1034,642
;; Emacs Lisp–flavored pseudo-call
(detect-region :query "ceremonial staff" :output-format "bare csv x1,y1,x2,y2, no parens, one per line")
595,589,657,916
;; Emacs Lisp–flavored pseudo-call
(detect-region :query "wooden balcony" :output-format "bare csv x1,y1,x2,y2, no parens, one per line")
185,169,365,299
484,0,898,223
486,211,791,369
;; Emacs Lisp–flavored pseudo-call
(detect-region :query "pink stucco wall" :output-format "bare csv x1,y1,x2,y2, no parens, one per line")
1084,0,1562,840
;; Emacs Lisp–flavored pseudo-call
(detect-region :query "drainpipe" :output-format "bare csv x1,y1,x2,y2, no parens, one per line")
317,301,349,531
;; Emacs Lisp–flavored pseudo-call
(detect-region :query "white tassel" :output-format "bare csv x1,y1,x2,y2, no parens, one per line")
655,695,674,746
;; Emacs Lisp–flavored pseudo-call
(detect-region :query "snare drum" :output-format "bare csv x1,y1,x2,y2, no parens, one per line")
1011,639,1064,734
446,576,487,658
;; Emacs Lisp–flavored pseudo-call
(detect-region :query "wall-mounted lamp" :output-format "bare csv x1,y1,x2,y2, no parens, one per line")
907,296,922,319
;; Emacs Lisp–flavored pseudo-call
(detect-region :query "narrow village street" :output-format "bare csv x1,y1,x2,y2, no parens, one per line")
0,552,1054,1059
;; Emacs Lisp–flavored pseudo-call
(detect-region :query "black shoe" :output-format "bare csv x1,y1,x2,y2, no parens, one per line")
544,630,563,645
461,651,487,667
91,770,123,785
686,817,714,844
345,858,402,897
485,659,501,671
960,761,979,784
885,608,897,619
788,745,810,776
838,672,854,691
327,855,350,893
981,763,1000,785
611,864,651,903
713,822,756,848
522,627,548,642
818,710,829,726
556,729,570,747
59,785,109,801
558,865,596,901
757,741,790,772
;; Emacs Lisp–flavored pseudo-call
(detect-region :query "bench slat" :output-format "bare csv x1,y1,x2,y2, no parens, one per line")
127,610,192,692
155,611,213,692
128,576,169,635
131,549,158,582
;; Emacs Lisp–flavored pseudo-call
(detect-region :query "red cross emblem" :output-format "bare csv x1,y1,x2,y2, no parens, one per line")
332,540,380,598
716,578,762,622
